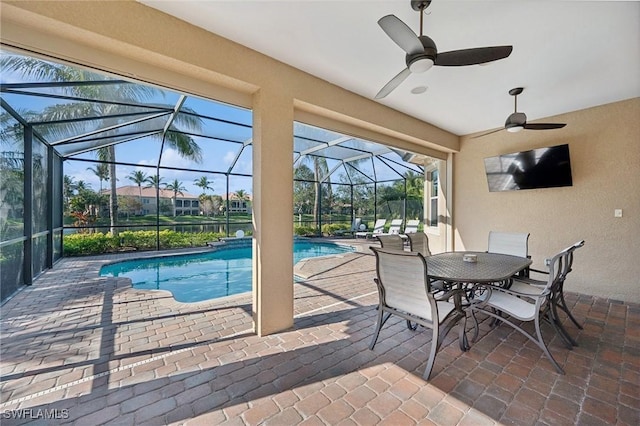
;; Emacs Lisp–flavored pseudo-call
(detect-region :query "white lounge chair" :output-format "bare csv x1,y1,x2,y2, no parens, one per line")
404,219,420,234
335,217,361,236
355,219,386,239
386,219,403,235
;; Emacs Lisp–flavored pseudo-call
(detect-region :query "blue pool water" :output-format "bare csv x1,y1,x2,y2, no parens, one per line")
100,241,354,303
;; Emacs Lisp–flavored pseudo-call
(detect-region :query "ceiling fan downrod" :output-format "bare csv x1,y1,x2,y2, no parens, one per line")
412,1,432,36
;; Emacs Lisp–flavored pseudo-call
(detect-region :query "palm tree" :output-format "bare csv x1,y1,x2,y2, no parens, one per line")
164,179,186,217
1,53,204,235
127,170,148,215
62,175,77,209
194,176,214,195
144,174,165,190
86,163,110,192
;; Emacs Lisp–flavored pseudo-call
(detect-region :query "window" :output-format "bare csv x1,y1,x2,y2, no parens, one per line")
429,169,438,227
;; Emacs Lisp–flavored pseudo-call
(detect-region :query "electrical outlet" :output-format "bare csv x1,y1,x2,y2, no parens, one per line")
614,209,623,218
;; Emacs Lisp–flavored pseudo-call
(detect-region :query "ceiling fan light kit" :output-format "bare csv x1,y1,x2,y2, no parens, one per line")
375,0,513,99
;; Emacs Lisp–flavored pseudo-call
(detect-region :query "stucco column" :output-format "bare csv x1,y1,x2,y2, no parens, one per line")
252,89,294,336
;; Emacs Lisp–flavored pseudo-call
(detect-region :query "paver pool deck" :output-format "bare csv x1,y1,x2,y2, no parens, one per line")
0,238,638,425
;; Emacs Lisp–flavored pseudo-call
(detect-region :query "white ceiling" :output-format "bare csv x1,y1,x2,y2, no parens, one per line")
140,0,640,136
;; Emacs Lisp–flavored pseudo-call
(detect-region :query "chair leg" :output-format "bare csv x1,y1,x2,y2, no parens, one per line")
423,322,440,380
369,310,391,350
549,297,578,347
473,307,565,374
557,287,583,330
470,308,480,343
406,320,418,331
534,315,565,374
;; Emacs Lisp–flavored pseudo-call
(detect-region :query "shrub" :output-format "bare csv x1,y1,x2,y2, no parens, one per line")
63,230,226,256
321,223,348,236
294,225,317,237
63,233,118,256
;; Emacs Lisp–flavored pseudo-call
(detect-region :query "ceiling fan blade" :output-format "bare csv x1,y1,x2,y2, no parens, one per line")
523,123,567,130
378,15,424,55
435,46,513,66
375,68,412,99
471,128,504,139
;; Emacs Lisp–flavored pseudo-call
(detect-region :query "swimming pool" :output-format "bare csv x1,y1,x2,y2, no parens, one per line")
99,241,354,303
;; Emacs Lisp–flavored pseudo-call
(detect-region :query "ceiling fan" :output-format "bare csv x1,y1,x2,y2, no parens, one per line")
474,87,567,138
375,0,513,99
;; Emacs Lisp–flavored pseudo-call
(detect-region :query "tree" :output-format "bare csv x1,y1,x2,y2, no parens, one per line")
194,176,214,216
127,170,148,215
144,174,165,190
1,53,204,236
164,179,186,217
62,175,77,210
194,176,214,197
86,163,110,192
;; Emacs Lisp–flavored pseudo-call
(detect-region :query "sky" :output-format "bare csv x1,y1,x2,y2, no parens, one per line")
1,50,421,197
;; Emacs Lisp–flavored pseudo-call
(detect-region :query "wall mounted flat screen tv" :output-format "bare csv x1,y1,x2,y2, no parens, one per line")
484,144,573,192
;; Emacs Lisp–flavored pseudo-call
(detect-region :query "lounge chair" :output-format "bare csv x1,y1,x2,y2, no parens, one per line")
386,219,403,235
334,217,361,236
404,219,420,234
355,219,386,239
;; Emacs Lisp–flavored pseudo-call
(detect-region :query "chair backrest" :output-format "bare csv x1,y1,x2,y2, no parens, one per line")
529,245,575,311
370,247,435,321
371,219,387,234
404,219,420,234
387,219,403,235
563,240,585,277
376,234,404,251
407,232,431,256
488,231,530,258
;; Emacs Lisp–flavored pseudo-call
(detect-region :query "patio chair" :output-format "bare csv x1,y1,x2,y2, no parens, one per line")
376,234,404,251
510,240,585,347
488,231,530,277
335,217,361,236
369,247,466,380
355,218,386,239
407,232,432,256
407,232,448,294
403,219,420,234
469,246,571,374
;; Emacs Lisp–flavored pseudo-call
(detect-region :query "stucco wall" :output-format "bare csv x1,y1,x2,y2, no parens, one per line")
454,98,640,302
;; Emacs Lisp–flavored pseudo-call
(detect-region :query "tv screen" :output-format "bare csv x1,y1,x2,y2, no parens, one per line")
484,144,573,192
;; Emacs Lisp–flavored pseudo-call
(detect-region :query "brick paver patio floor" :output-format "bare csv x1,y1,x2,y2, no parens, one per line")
1,239,638,425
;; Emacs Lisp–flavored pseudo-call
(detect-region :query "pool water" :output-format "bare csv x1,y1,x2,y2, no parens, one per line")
99,241,354,303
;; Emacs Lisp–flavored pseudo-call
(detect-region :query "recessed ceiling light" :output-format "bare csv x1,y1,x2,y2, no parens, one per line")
411,86,428,94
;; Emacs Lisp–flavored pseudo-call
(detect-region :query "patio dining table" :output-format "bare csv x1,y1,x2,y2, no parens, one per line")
425,251,532,350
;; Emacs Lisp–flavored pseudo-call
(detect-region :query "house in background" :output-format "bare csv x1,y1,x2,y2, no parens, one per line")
104,186,200,216
222,192,252,214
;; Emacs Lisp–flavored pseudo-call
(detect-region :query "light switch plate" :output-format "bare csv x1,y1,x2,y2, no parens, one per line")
614,209,623,218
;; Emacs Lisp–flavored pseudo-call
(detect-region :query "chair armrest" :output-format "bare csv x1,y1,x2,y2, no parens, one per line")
471,282,550,300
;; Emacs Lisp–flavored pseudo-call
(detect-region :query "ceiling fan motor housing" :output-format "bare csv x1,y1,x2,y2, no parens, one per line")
505,112,527,132
406,35,437,72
